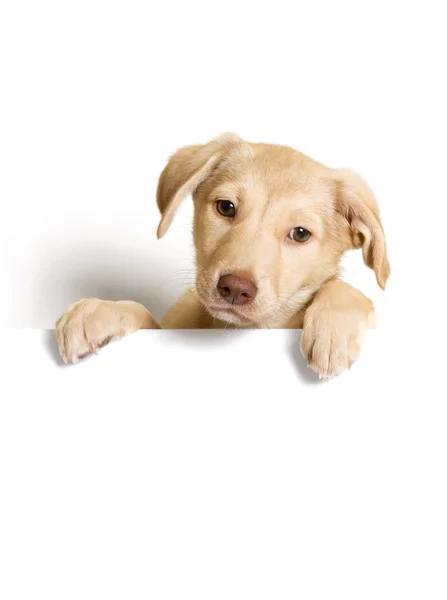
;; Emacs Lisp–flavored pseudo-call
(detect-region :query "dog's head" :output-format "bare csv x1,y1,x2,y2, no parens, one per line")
156,134,390,327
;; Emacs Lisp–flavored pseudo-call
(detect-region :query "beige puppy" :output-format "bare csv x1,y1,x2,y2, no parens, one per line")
56,133,390,378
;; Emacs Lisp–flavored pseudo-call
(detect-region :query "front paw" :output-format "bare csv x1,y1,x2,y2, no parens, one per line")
300,308,368,379
55,298,128,364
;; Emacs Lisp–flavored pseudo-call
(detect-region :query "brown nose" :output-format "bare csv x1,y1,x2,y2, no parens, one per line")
217,273,257,305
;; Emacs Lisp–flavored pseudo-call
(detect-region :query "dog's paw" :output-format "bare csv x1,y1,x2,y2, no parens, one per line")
55,298,132,364
300,308,368,379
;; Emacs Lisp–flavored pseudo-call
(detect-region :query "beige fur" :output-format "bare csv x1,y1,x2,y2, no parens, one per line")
56,134,390,378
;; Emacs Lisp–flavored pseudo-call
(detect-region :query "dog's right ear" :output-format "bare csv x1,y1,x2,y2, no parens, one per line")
156,133,242,238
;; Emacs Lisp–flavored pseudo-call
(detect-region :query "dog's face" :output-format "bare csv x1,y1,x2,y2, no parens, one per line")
157,134,389,327
192,146,348,327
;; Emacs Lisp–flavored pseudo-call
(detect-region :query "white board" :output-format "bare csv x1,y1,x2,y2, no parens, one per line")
0,329,445,599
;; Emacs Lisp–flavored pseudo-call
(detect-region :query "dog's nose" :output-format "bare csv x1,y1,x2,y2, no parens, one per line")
217,274,257,305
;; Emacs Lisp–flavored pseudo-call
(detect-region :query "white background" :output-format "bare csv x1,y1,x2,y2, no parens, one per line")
1,0,445,328
1,1,446,599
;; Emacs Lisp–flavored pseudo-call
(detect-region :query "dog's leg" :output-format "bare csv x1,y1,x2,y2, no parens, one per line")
56,298,159,364
299,280,375,378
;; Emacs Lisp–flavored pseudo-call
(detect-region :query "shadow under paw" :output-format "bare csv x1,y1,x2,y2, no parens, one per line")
288,331,326,385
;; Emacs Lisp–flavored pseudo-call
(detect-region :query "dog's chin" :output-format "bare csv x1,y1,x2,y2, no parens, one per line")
204,304,256,326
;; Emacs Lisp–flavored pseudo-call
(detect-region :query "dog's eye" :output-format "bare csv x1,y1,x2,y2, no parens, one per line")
216,200,236,218
288,227,312,243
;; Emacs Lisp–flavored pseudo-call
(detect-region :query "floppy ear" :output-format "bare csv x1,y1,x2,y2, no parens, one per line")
334,168,390,290
156,133,241,238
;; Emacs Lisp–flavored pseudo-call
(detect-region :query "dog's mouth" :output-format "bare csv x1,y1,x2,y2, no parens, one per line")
205,303,254,325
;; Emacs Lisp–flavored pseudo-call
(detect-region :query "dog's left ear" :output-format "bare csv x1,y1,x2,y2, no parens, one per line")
334,168,390,290
156,133,242,238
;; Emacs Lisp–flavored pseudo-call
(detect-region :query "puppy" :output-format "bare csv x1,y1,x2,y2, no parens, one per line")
56,133,390,378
